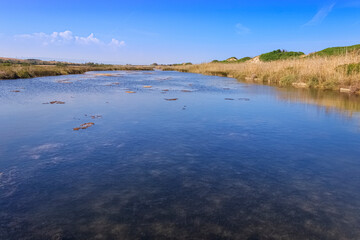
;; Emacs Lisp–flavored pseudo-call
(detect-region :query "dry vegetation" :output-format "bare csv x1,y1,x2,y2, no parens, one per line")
0,64,153,80
161,54,360,94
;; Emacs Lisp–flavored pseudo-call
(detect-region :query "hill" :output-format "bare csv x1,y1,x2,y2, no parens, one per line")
259,49,305,62
310,44,360,57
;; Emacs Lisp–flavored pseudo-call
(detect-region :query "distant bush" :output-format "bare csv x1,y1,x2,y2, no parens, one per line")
26,59,42,65
56,62,68,67
237,57,251,62
226,57,238,62
260,49,304,62
211,57,251,64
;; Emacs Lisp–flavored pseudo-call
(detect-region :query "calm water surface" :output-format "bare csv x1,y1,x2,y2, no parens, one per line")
0,71,360,240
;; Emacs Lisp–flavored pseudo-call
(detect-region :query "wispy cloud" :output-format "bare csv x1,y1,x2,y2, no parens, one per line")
304,3,336,26
235,23,250,35
15,30,125,47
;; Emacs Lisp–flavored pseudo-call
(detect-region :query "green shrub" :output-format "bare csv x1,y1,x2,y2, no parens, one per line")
308,77,319,88
279,75,296,86
336,63,360,75
56,62,68,67
322,79,338,90
17,70,31,78
211,57,251,64
237,57,251,63
260,49,305,62
345,63,360,75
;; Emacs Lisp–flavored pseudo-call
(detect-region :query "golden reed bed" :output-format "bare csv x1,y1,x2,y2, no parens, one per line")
0,65,153,80
161,54,360,94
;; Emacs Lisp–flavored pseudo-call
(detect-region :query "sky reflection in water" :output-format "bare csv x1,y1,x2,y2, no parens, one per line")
0,71,360,240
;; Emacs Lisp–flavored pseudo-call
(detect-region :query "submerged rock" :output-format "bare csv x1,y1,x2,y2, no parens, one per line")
95,73,116,77
50,101,65,104
340,88,351,93
292,82,308,88
43,101,65,104
73,122,95,131
57,80,72,84
155,77,172,80
225,98,234,100
105,82,120,86
90,115,102,119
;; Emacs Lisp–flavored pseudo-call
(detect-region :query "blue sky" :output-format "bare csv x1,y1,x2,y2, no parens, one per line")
0,0,359,64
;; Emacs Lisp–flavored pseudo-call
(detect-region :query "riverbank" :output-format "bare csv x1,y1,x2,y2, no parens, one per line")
161,54,360,95
0,64,153,80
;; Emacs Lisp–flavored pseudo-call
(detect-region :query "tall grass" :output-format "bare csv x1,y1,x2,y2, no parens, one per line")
161,54,360,94
0,64,153,80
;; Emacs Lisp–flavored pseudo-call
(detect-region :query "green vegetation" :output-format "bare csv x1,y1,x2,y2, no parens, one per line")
259,49,305,62
311,44,360,57
168,62,193,66
337,62,360,75
211,57,251,64
237,57,251,62
0,58,67,65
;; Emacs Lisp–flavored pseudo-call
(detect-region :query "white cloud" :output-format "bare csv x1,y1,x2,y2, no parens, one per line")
109,38,125,47
15,30,125,48
304,3,336,26
75,33,100,45
235,23,250,35
58,30,73,41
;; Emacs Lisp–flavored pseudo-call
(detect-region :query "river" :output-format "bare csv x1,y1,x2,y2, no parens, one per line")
1,71,360,239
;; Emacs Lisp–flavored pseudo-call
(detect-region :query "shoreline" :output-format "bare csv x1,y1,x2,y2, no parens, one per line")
0,65,153,80
160,54,360,96
2,59,360,100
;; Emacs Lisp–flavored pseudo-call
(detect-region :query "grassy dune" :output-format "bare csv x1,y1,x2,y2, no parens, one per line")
161,54,360,94
0,64,153,80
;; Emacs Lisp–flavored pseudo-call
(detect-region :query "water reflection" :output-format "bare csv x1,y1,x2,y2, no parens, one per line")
0,71,360,239
275,86,360,117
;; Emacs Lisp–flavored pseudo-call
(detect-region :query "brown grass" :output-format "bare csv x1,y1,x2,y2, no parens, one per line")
0,65,153,80
161,54,360,94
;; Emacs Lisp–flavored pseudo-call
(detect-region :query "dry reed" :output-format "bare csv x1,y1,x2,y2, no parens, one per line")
161,54,360,94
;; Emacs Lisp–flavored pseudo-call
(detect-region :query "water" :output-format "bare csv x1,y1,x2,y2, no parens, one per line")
0,71,360,240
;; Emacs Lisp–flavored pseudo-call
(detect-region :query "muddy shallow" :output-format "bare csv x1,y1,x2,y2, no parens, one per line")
1,71,360,240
